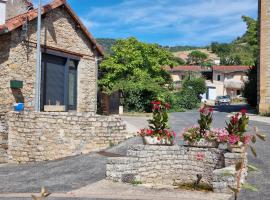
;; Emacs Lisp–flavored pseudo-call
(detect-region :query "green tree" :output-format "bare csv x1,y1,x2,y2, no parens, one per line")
243,65,257,107
210,16,258,66
99,37,177,112
187,50,208,65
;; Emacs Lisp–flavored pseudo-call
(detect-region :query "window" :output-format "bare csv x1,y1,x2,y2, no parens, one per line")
217,74,221,81
41,53,78,111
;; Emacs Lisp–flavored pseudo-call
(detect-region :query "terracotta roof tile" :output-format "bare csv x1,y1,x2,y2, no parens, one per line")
212,66,252,72
0,0,104,56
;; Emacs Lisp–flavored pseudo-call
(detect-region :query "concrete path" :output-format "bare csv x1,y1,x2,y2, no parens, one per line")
0,180,231,200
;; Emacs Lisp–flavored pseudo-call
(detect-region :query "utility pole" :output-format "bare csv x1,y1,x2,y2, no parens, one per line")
34,0,42,111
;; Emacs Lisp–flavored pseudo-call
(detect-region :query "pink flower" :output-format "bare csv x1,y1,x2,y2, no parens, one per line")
243,135,251,145
228,134,240,145
146,129,153,135
196,152,204,161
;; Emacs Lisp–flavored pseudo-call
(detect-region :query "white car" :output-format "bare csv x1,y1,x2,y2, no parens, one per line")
215,96,231,105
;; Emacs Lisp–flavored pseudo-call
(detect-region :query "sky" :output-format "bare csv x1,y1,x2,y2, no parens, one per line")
34,0,258,46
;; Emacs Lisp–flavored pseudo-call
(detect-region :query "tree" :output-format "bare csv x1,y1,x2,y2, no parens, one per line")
243,65,257,107
210,16,258,66
99,37,177,112
187,50,208,65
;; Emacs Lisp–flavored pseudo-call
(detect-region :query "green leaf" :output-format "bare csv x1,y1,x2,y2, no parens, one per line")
250,146,257,157
256,133,266,141
247,164,260,172
228,185,239,193
241,183,259,192
251,135,256,143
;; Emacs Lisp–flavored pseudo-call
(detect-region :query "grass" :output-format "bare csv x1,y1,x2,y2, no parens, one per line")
130,180,142,185
175,182,213,192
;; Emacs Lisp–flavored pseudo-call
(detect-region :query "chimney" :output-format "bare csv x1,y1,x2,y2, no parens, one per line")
0,0,7,25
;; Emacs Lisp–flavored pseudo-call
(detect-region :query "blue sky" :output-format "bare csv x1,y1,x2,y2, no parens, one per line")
35,0,258,46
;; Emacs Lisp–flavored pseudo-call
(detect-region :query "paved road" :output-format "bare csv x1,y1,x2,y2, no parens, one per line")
0,104,269,200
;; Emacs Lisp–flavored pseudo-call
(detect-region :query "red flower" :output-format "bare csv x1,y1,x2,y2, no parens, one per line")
209,107,214,112
231,116,238,124
165,103,171,109
199,107,205,113
153,104,160,110
240,109,247,115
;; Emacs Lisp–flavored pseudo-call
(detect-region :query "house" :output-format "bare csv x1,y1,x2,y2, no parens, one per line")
0,0,127,164
166,65,251,101
212,66,250,98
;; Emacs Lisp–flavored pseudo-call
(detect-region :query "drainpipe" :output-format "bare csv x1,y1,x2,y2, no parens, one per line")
34,0,42,111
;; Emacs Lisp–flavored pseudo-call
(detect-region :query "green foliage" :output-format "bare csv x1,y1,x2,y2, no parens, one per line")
187,50,208,65
148,101,169,132
182,77,207,98
243,65,257,107
99,37,177,112
241,183,258,192
176,89,199,110
210,16,258,66
198,106,213,134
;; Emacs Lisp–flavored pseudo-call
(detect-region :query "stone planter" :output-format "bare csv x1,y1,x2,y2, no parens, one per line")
186,139,218,148
228,143,245,153
143,136,173,146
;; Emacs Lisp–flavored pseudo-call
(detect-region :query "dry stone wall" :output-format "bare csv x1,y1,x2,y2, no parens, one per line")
0,114,8,163
7,111,127,163
106,144,247,193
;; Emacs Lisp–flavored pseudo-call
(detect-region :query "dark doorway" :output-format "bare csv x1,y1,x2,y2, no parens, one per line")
41,53,78,111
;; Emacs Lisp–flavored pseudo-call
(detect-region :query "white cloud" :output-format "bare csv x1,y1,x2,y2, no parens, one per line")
35,0,259,45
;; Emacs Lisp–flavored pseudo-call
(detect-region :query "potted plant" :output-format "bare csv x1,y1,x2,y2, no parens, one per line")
182,105,219,147
138,101,176,145
225,109,250,153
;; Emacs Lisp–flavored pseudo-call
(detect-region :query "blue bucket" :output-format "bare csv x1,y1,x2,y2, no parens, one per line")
14,103,24,112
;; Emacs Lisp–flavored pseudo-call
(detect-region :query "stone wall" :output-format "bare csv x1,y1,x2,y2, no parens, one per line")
106,145,247,193
0,114,8,163
0,6,99,113
6,111,127,163
259,0,270,113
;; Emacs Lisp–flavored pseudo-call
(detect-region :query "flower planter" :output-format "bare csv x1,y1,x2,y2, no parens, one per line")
143,136,173,146
228,143,245,153
186,139,218,148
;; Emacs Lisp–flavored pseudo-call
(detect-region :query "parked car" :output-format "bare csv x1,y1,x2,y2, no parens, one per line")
215,96,231,105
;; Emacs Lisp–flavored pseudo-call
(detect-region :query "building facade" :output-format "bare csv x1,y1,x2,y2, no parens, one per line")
167,65,250,101
259,0,270,113
0,0,127,163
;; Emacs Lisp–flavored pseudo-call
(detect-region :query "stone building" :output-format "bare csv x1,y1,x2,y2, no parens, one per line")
259,0,270,113
0,0,127,163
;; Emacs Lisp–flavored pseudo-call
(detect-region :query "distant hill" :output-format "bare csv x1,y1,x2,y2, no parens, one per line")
96,38,205,55
96,38,117,55
163,46,204,52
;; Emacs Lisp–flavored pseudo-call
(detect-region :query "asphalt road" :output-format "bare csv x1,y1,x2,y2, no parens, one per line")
0,104,269,200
